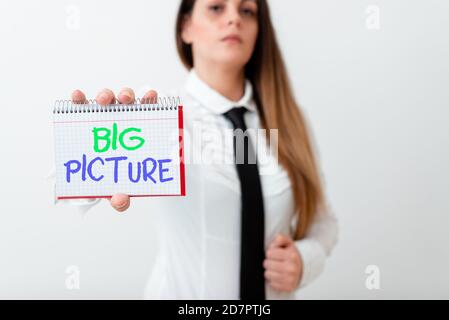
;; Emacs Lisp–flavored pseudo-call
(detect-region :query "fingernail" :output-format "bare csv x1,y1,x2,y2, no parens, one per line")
120,92,132,102
98,93,109,102
117,201,128,209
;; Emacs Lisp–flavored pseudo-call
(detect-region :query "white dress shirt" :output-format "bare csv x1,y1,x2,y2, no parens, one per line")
59,69,339,300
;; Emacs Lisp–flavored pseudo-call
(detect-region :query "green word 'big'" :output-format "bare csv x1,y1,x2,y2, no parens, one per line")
93,123,145,153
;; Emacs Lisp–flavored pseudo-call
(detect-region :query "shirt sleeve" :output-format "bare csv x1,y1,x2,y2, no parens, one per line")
48,168,101,215
292,197,339,291
55,197,102,215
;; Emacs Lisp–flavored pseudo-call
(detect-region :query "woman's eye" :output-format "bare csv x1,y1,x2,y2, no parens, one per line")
241,8,256,16
209,5,224,13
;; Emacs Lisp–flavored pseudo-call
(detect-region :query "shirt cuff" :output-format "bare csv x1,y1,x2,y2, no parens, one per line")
294,238,327,290
55,198,102,215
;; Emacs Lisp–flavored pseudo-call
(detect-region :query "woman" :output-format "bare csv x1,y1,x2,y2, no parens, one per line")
68,0,338,299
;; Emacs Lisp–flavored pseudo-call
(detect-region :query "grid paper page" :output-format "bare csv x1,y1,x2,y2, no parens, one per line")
53,104,184,199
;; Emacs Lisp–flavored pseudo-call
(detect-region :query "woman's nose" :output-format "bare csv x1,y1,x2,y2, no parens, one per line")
226,7,242,26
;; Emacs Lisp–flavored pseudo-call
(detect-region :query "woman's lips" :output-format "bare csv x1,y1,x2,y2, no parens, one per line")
221,35,243,43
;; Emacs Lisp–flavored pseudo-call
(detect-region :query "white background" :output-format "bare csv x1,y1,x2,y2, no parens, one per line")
0,0,448,299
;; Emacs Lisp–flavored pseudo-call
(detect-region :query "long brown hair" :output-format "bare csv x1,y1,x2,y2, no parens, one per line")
175,0,326,240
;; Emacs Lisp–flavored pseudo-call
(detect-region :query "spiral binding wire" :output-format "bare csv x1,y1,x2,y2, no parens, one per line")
53,96,181,114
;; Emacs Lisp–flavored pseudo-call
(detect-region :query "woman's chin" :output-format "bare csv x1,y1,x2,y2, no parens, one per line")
214,52,251,68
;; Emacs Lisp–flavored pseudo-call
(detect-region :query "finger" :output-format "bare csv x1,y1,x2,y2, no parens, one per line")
266,248,289,261
72,90,88,104
263,259,285,272
118,87,135,104
142,90,158,104
96,88,116,106
264,270,283,282
268,281,288,292
110,193,130,213
270,234,293,249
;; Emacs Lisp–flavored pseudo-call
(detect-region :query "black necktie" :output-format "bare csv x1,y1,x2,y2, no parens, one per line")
223,107,266,300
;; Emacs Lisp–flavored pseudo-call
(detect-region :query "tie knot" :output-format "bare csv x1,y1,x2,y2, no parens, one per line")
223,107,248,130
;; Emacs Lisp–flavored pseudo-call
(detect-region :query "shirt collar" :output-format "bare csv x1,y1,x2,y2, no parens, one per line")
184,68,256,115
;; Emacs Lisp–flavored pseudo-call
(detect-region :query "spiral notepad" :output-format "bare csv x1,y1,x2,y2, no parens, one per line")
53,97,185,200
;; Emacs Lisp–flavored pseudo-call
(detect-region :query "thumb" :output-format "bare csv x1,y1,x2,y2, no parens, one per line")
270,234,293,248
110,194,130,213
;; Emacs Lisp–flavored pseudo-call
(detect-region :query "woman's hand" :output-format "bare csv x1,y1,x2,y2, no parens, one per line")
264,234,304,292
71,87,158,213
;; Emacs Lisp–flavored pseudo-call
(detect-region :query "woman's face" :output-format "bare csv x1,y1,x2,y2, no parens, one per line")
182,0,259,70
